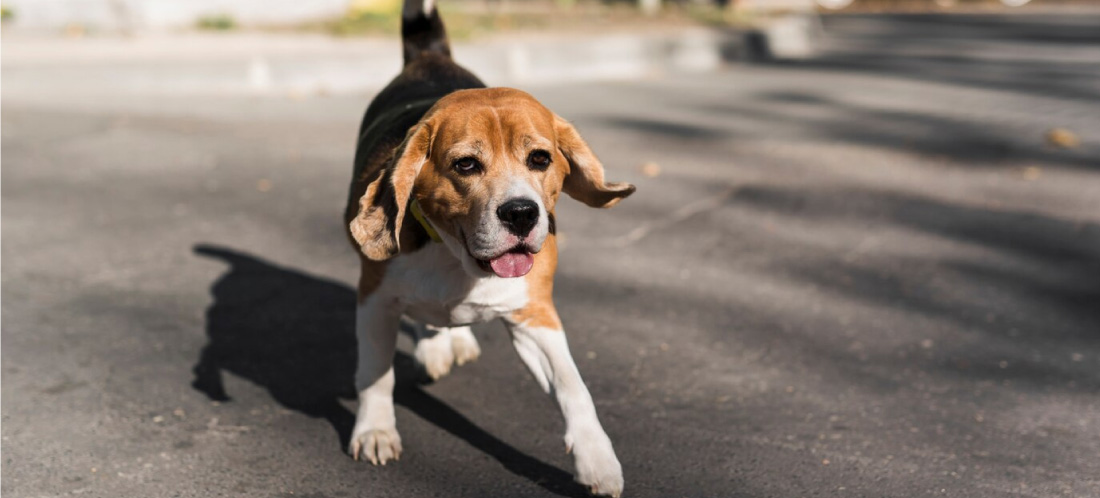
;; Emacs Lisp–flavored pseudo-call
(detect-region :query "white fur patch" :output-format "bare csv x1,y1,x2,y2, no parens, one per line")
414,327,456,380
505,324,624,497
380,243,529,327
412,324,482,380
350,296,402,464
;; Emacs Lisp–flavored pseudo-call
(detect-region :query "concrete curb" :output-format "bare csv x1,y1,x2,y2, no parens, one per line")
1,28,742,98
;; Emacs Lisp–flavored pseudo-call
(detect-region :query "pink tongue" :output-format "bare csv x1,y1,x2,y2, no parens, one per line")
489,251,534,278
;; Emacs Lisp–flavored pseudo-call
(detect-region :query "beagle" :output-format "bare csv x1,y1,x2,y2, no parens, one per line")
343,0,634,495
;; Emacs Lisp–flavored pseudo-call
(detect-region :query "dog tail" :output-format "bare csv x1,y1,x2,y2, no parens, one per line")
401,0,451,65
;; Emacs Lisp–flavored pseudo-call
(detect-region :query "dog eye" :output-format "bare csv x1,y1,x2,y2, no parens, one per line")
452,157,482,175
527,150,551,171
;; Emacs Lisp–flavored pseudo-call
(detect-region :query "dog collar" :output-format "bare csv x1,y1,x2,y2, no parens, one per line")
410,199,442,243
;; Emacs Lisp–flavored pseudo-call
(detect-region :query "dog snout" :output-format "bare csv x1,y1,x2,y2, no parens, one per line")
497,198,540,237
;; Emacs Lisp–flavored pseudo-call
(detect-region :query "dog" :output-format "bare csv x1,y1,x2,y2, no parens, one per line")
343,0,635,495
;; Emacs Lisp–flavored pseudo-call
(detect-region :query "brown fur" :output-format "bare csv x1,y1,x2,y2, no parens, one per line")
349,123,434,261
346,80,634,317
511,234,563,330
344,6,629,487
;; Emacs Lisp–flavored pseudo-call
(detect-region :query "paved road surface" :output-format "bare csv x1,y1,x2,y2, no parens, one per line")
4,12,1099,498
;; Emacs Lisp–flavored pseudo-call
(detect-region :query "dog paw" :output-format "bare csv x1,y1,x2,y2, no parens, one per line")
567,430,623,498
450,327,481,366
414,332,455,380
349,427,403,465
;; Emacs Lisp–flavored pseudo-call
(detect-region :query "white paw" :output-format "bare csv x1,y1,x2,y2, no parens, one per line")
567,429,624,497
349,426,402,465
414,332,455,380
450,327,481,366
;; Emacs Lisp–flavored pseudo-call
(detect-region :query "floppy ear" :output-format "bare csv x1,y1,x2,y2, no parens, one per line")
349,123,432,261
555,115,636,208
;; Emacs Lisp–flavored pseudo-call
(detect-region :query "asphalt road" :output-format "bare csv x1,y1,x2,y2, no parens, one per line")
4,12,1100,498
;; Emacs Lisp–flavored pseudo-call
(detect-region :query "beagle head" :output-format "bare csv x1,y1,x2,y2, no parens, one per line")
350,88,635,278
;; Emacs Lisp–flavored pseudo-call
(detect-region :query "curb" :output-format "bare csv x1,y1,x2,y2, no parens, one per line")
2,28,742,98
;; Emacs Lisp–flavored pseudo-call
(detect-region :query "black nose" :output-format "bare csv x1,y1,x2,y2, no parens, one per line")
497,199,540,237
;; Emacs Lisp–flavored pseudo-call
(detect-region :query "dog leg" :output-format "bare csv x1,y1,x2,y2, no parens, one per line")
413,324,454,380
504,319,623,498
413,324,481,380
449,326,481,366
349,295,402,465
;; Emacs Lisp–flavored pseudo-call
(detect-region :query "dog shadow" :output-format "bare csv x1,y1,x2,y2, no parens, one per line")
190,244,587,497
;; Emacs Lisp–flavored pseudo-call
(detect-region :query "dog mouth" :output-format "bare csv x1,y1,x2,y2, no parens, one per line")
474,246,535,278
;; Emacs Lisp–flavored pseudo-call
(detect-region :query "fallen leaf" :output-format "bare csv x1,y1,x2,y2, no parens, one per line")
1020,166,1042,181
1045,128,1080,149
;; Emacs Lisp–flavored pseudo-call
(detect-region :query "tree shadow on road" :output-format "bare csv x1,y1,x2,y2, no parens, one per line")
190,244,588,498
785,14,1100,103
715,183,1099,387
686,88,1097,172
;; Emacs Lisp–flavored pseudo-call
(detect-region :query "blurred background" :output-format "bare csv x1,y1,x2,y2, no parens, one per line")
3,1,1099,497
